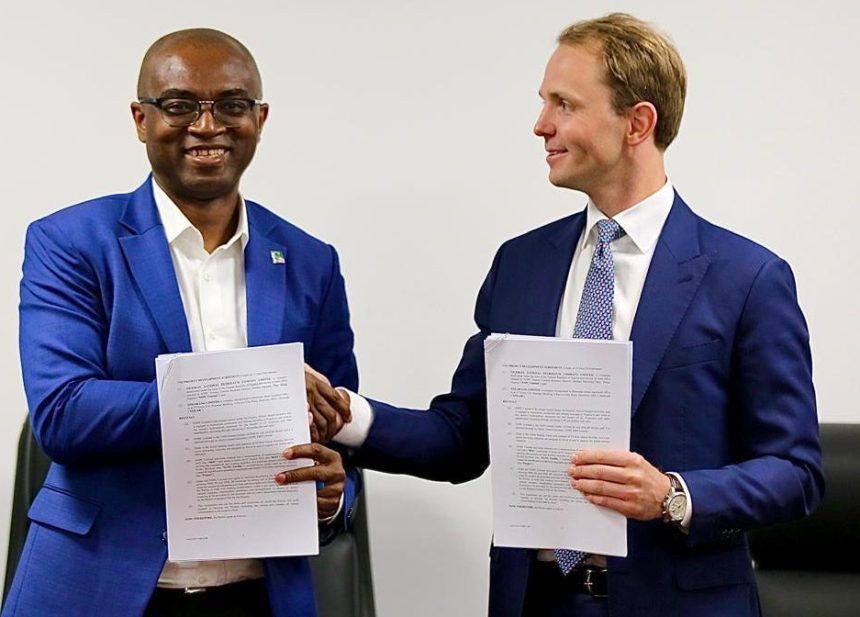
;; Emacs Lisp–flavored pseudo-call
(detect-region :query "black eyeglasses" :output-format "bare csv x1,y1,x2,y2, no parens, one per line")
138,97,263,128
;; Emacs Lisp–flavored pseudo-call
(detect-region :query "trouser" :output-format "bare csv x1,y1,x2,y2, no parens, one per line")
522,558,610,617
143,579,273,617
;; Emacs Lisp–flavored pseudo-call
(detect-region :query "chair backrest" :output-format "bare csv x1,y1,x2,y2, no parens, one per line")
311,492,376,617
3,419,51,599
749,423,860,572
3,420,376,617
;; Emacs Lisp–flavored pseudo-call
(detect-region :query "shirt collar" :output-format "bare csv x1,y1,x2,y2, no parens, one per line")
583,179,675,253
151,177,249,250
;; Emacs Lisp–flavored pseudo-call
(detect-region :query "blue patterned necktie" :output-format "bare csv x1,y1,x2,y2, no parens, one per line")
555,218,626,575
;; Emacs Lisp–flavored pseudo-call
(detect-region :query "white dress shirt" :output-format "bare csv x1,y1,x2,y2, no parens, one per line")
556,181,674,342
151,179,265,589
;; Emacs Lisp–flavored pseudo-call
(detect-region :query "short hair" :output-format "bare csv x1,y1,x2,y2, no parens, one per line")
137,28,262,98
558,13,686,150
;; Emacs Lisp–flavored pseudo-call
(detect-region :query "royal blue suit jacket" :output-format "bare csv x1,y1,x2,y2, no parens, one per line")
353,193,823,617
5,178,359,617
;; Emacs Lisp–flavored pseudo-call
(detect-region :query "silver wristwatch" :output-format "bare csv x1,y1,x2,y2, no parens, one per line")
661,473,688,525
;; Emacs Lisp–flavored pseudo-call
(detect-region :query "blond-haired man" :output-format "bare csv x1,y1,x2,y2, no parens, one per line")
328,13,822,617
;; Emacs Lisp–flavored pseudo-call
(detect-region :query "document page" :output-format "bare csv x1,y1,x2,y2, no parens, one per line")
484,334,632,556
156,343,318,562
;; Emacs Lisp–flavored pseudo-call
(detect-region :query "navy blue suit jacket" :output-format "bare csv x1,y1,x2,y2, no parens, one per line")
354,193,823,617
5,178,359,617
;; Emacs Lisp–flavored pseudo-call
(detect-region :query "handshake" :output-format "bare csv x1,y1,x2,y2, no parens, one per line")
304,364,351,442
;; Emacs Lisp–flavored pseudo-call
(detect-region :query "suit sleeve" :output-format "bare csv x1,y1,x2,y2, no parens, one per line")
348,247,502,483
19,218,161,465
307,246,358,392
682,257,824,546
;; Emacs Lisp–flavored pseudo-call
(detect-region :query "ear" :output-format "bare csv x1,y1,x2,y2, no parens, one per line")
130,102,147,143
627,101,658,147
256,103,270,142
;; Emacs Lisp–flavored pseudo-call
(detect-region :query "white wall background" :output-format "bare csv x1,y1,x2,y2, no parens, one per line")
1,1,858,615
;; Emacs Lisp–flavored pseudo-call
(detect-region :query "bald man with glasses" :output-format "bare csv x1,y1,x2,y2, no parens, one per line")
4,28,358,617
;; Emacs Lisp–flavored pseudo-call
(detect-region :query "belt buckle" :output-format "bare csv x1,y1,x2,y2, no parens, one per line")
583,568,608,598
183,587,207,595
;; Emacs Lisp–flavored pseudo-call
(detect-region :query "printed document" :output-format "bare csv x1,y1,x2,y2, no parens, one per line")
156,343,318,562
484,334,632,556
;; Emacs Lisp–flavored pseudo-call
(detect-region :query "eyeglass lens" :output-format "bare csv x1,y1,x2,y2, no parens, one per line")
159,99,256,127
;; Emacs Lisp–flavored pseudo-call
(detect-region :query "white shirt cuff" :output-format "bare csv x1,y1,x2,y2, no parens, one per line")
332,389,374,448
319,492,344,524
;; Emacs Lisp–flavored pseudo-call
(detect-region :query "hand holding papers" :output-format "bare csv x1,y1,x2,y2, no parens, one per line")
276,443,346,519
156,343,325,562
484,334,632,557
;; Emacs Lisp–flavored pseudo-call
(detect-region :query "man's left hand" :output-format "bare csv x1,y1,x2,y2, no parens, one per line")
276,443,346,520
569,449,670,521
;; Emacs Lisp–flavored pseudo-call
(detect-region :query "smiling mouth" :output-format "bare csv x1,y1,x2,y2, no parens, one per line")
546,149,567,161
185,147,229,159
185,146,230,167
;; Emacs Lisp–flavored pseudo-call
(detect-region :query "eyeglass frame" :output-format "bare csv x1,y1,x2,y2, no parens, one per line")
138,97,265,128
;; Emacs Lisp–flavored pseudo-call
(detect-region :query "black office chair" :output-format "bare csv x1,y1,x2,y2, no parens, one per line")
749,423,860,617
3,419,376,617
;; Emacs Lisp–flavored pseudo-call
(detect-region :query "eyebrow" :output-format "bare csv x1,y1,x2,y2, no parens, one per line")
217,88,254,98
540,89,581,104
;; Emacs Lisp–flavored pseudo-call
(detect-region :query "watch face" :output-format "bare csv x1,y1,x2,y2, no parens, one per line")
668,494,687,521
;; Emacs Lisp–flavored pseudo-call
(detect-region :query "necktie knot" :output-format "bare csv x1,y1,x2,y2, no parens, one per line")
596,218,625,244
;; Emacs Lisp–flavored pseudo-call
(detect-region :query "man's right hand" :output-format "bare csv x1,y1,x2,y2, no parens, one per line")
305,364,350,442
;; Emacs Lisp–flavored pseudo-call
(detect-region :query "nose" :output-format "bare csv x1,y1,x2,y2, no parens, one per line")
533,104,554,138
188,103,225,135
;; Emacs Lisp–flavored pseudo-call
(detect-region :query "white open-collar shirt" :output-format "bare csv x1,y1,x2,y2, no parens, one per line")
152,179,263,588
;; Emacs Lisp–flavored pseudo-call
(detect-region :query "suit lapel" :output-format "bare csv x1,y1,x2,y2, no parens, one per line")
629,194,711,414
526,212,586,335
244,203,288,348
118,178,191,353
